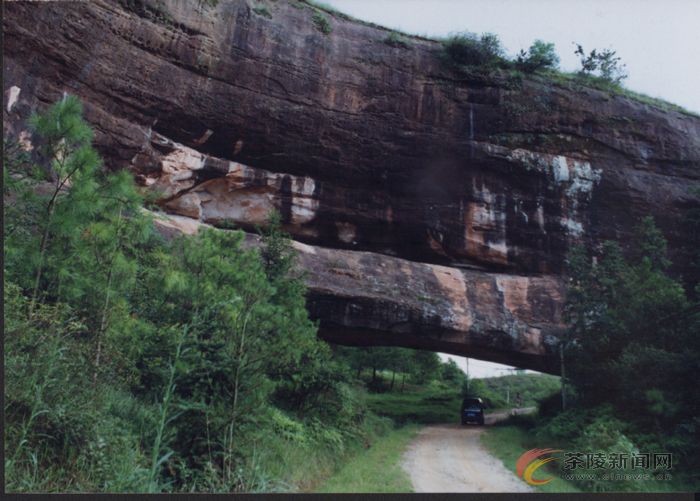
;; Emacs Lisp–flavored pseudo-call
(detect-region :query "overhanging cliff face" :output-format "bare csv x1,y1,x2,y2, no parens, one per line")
153,215,566,375
4,0,700,374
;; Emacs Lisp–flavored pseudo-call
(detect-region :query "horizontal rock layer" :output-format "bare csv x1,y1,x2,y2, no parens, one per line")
4,0,700,372
152,214,565,374
4,0,699,275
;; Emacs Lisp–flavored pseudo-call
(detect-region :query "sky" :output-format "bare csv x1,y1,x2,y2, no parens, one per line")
438,353,530,379
321,0,700,114
320,0,699,377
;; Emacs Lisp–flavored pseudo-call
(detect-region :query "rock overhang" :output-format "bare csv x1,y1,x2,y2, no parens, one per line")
4,0,700,374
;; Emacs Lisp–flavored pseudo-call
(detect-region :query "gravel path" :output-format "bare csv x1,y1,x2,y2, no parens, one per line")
401,408,536,493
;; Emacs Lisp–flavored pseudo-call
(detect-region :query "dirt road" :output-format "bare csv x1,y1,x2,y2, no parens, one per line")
402,408,536,493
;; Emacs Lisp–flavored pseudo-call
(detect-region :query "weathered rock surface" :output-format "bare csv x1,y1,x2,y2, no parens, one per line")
4,0,700,373
152,213,565,374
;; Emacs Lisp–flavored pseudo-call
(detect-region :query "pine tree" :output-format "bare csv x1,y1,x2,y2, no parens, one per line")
8,95,152,374
257,210,299,283
23,95,101,318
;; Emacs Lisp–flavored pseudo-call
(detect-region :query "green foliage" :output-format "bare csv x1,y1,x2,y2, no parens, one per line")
6,96,147,325
382,32,411,49
515,40,560,74
331,346,431,392
315,424,419,493
253,5,273,19
474,373,562,410
122,0,174,25
408,350,441,384
439,359,466,386
3,137,34,194
4,97,402,493
574,43,628,85
491,402,699,492
631,216,670,270
364,383,463,425
562,217,700,481
480,425,583,493
311,11,332,35
440,31,507,70
683,186,700,295
257,210,299,283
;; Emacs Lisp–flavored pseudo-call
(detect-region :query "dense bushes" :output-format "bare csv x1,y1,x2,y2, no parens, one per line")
515,40,560,73
563,217,699,432
501,213,700,492
311,11,332,34
440,31,507,70
574,44,627,84
3,97,392,493
440,32,561,77
382,32,411,49
438,31,636,98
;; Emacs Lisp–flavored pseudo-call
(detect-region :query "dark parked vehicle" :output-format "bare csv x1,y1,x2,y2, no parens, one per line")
461,397,485,425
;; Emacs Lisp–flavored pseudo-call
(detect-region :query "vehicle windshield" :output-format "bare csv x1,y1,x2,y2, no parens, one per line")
462,398,482,409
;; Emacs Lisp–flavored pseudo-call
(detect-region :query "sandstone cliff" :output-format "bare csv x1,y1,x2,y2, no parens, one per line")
4,0,700,374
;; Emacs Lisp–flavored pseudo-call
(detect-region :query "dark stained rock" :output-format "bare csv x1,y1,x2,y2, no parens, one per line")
4,0,700,372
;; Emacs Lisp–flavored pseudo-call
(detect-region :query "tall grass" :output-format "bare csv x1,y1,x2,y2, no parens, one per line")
315,424,420,493
6,325,65,472
147,324,189,493
480,425,581,493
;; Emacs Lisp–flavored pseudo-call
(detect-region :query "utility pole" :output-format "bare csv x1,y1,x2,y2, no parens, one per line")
506,385,510,404
466,358,469,391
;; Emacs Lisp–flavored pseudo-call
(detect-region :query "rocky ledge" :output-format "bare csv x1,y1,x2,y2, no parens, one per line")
4,0,700,373
154,213,565,374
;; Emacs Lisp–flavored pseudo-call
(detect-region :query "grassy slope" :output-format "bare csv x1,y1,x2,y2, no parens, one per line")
314,425,421,493
480,417,699,493
480,425,582,493
363,372,551,425
366,390,463,425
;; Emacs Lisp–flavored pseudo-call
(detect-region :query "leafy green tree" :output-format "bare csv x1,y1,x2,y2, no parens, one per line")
630,215,670,270
462,377,487,398
257,210,299,283
5,96,148,329
409,350,442,384
574,43,628,84
441,31,507,69
383,347,417,391
272,346,350,421
5,97,394,493
515,40,560,73
332,345,370,380
154,220,319,482
563,216,698,460
440,358,466,387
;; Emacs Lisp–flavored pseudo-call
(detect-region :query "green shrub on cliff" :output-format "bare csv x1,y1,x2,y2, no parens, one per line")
382,32,411,49
515,40,560,73
574,43,628,85
440,31,507,70
253,6,273,19
312,11,332,34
